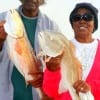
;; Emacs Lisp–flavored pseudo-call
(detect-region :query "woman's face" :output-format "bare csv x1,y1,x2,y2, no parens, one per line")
71,8,94,40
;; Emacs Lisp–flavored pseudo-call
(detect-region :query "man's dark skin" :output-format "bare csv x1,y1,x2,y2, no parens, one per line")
0,21,7,51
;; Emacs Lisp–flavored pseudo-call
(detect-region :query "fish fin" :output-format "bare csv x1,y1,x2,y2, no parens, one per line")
37,51,44,58
58,78,68,94
69,41,82,80
59,78,79,99
79,91,94,100
69,41,76,55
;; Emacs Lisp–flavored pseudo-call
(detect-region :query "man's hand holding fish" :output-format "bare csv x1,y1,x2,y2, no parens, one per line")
0,20,7,51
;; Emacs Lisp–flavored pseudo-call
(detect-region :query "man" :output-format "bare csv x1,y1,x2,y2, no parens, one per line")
0,0,60,100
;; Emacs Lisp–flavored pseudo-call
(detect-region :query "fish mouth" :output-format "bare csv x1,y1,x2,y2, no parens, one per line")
38,31,64,57
4,10,24,38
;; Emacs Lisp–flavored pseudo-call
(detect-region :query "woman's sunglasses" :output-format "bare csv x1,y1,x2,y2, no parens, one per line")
71,13,94,22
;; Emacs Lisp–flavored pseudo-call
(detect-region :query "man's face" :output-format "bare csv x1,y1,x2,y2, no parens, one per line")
21,0,40,11
20,0,44,5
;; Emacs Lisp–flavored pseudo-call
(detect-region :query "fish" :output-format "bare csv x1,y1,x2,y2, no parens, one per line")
4,9,46,99
38,31,94,100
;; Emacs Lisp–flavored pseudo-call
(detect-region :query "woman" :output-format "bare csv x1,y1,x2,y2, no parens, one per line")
43,2,100,100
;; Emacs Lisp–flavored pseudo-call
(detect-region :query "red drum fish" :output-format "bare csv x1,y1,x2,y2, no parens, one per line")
38,31,94,100
4,9,45,99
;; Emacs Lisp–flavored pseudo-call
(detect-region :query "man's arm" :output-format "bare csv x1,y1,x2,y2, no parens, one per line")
0,20,7,51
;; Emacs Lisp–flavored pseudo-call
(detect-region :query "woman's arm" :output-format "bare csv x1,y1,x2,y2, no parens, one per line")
43,68,61,98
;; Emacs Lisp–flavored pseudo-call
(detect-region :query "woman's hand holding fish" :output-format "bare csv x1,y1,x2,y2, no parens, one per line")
73,80,91,94
45,52,64,71
0,20,7,51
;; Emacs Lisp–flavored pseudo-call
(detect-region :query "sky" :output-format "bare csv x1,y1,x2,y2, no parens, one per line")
1,0,100,39
0,0,21,12
40,0,100,39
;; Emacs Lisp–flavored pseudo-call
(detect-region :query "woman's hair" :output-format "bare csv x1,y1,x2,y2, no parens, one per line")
69,2,98,32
